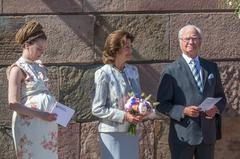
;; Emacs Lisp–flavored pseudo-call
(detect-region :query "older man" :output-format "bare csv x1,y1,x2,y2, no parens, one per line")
156,25,226,159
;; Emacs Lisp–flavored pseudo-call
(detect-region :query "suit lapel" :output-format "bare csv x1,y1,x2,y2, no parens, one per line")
199,58,208,93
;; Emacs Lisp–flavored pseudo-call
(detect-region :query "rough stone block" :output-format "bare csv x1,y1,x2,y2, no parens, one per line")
139,120,155,159
94,15,169,62
80,121,100,159
0,121,15,159
84,0,233,12
0,67,12,121
137,63,168,100
3,0,235,14
154,119,171,159
3,0,83,13
58,122,81,159
0,16,24,65
0,1,2,14
59,66,98,122
217,62,240,116
47,66,60,100
125,0,221,11
170,13,240,60
215,117,240,159
83,0,124,12
25,15,95,64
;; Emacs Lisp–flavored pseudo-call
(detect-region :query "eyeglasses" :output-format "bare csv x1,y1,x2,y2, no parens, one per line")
179,37,200,43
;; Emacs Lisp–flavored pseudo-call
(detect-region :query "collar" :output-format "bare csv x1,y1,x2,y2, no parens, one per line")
20,56,35,64
20,56,42,65
182,53,200,65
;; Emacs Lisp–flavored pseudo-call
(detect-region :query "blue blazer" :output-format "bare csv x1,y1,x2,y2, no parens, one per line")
92,64,141,132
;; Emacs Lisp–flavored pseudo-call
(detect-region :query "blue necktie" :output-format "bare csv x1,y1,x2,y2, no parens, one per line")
190,59,203,93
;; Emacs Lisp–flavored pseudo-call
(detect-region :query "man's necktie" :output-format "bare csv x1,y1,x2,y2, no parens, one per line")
190,59,203,93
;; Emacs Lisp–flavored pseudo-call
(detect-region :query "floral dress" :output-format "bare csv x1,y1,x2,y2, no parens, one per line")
10,57,58,159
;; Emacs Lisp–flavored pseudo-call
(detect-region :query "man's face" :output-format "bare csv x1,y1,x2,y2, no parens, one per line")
179,27,201,58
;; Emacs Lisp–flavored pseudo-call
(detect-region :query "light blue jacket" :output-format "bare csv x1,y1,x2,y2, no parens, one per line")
92,64,141,132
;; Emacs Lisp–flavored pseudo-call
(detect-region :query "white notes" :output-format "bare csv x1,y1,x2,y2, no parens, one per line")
199,97,222,111
50,102,75,127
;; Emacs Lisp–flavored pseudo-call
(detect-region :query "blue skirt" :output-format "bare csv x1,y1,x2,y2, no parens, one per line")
99,132,139,159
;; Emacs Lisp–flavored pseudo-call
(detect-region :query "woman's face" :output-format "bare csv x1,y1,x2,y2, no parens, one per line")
116,39,133,64
25,39,47,61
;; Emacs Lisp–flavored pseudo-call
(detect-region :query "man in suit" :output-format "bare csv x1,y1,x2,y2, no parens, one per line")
156,25,226,159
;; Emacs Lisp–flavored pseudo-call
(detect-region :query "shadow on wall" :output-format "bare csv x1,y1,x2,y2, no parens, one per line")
40,0,165,98
40,0,93,48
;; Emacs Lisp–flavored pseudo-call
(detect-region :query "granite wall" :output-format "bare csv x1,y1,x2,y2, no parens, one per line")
0,0,240,159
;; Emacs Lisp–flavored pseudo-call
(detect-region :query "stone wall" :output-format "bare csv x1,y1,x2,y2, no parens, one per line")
0,0,240,158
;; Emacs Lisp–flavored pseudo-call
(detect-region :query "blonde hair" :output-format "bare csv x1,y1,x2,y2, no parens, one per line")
15,20,47,46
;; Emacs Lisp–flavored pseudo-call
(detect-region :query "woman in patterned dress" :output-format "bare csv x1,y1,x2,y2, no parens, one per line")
7,21,58,159
92,30,143,159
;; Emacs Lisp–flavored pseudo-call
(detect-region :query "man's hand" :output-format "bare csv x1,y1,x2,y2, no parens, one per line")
183,106,201,117
205,105,219,119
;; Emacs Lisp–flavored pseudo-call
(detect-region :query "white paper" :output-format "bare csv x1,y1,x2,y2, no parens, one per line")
50,102,75,127
199,97,222,111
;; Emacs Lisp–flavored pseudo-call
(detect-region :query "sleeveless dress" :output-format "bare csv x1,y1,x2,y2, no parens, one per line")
10,57,58,159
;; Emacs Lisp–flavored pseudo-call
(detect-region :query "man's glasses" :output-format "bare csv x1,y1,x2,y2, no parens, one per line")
179,37,200,43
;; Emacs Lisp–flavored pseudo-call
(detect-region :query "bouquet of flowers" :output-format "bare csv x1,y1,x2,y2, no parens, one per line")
124,92,158,135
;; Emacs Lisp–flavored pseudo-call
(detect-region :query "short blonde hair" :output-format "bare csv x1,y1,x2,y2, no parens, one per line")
102,30,134,64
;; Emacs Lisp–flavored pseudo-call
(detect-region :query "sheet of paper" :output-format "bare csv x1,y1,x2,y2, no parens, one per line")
199,97,222,111
50,102,75,127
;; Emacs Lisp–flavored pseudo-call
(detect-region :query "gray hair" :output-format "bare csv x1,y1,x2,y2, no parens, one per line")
178,25,203,40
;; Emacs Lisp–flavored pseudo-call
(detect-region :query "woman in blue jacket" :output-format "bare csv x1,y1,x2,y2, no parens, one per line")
92,30,142,159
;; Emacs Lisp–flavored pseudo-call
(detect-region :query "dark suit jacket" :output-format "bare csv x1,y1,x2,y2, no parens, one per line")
156,56,226,145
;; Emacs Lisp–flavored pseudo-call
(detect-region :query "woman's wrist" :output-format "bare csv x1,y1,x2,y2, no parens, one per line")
124,112,128,122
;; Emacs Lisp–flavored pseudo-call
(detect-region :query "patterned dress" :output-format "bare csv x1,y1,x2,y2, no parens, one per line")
10,57,58,159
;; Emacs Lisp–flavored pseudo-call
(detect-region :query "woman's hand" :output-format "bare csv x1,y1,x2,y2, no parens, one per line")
36,111,57,121
125,112,143,124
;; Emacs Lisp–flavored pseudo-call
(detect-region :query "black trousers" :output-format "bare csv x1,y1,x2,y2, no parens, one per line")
169,141,215,159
